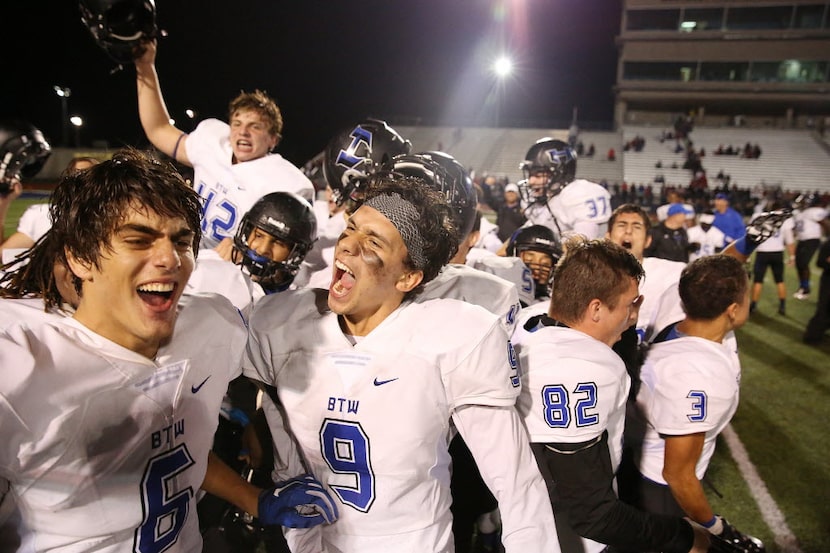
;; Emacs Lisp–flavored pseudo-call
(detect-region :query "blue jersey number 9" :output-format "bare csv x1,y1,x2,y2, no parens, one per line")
320,419,376,512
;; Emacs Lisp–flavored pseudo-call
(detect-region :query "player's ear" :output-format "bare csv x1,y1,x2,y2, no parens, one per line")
588,298,603,323
644,233,653,250
65,247,94,282
726,301,741,323
396,269,423,294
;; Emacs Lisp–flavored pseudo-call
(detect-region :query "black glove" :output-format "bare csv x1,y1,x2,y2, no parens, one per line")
708,516,765,553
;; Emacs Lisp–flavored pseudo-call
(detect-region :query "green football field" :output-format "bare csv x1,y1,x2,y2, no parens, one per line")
3,199,829,550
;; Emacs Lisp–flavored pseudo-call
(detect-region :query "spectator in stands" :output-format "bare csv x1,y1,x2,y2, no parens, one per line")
496,183,526,242
646,203,693,263
607,147,616,161
712,193,746,244
586,143,595,157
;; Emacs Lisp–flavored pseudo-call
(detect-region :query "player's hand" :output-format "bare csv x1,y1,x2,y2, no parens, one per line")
707,516,766,553
214,237,237,262
258,474,338,529
745,209,791,247
133,38,158,67
0,179,22,202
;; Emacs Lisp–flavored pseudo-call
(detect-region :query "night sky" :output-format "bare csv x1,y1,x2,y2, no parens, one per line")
2,0,622,166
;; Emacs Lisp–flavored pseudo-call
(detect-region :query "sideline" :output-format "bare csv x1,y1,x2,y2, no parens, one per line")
722,424,803,553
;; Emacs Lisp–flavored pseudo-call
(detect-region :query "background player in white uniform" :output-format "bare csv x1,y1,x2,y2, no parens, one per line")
748,202,795,315
187,191,318,310
244,173,557,553
516,238,709,553
686,210,726,262
134,40,313,249
791,193,829,299
0,149,335,552
515,137,611,241
626,255,765,553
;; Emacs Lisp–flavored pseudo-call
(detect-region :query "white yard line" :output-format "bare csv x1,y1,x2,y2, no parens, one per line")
722,424,804,553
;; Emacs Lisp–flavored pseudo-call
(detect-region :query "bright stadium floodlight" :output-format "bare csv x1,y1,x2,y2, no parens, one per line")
70,115,84,147
493,55,513,79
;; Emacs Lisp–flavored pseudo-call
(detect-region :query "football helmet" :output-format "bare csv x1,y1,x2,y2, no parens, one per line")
79,0,159,66
322,119,411,209
518,138,577,204
233,192,317,292
0,120,51,195
384,151,478,239
507,225,562,297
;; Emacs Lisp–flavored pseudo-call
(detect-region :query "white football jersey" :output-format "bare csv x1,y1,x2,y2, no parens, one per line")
186,119,314,249
752,215,795,252
243,290,540,553
420,263,523,334
0,294,246,553
793,207,828,241
185,248,263,311
686,225,726,262
632,336,741,484
638,257,687,343
523,179,611,240
516,325,629,553
15,203,52,243
471,255,535,309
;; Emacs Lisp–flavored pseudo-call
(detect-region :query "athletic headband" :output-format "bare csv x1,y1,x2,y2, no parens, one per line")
363,192,427,269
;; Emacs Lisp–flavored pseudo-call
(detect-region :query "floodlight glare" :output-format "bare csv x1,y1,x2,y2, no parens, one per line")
70,116,84,127
493,56,513,78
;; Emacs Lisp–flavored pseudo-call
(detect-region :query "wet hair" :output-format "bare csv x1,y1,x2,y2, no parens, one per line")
362,171,459,297
608,203,650,229
679,255,748,320
551,238,644,325
49,147,203,296
228,89,283,145
0,232,65,309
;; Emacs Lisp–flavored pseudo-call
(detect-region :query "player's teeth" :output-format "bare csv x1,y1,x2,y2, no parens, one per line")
335,260,353,275
137,282,174,293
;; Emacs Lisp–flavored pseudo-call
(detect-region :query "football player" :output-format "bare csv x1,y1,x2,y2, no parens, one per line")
791,193,828,299
627,255,765,553
515,137,611,240
506,224,563,306
0,149,336,552
186,191,318,310
515,238,711,553
244,172,557,552
133,33,313,249
300,119,412,289
748,201,796,315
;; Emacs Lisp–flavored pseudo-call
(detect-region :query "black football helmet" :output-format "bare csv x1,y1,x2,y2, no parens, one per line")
518,138,577,204
79,0,159,67
322,119,411,209
233,192,317,292
507,225,562,297
384,151,478,239
0,120,51,195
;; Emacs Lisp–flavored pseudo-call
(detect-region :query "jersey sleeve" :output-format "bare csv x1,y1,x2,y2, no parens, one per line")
443,315,521,410
184,118,228,166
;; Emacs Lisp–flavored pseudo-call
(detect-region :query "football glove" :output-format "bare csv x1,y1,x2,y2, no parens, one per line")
708,516,766,553
257,474,339,529
745,209,791,247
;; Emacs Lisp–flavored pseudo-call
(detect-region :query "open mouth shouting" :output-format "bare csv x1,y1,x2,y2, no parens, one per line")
330,259,356,299
137,281,178,313
620,239,633,250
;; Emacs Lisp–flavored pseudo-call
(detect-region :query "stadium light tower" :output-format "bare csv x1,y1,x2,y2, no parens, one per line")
491,55,514,127
493,55,513,79
54,85,72,147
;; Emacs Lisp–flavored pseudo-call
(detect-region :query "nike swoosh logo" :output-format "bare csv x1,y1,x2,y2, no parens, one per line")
373,377,399,386
191,376,211,394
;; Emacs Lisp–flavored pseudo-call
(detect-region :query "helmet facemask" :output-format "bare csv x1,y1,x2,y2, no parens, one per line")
234,220,309,293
